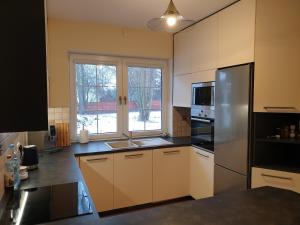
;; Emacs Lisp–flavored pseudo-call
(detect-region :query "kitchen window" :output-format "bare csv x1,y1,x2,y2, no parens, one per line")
70,54,168,141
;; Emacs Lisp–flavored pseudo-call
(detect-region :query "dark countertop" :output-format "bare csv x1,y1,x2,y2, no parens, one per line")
72,136,193,156
98,187,300,225
19,149,100,225
4,137,299,225
7,136,192,225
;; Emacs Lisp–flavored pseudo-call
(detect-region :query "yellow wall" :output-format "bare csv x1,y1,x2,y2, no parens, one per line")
47,19,173,107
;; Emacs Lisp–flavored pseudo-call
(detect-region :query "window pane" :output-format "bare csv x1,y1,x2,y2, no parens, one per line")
128,66,162,131
76,63,117,135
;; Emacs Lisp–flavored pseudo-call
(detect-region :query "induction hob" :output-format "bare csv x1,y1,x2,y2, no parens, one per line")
4,182,93,225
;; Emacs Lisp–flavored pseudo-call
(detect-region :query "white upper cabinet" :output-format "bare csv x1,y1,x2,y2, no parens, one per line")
174,27,193,76
192,14,218,72
217,0,256,68
253,0,300,112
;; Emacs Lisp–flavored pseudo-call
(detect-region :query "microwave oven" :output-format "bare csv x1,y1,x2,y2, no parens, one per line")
191,81,215,119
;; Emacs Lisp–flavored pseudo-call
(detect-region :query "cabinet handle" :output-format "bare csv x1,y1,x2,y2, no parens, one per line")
125,153,144,159
86,157,108,162
196,152,209,158
163,150,180,155
263,106,298,112
261,173,292,181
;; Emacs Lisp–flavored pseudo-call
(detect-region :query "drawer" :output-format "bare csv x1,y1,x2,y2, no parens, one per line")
251,167,300,193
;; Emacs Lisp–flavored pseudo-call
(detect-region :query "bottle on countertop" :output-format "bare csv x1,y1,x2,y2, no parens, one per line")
4,144,15,188
4,154,13,188
4,144,21,190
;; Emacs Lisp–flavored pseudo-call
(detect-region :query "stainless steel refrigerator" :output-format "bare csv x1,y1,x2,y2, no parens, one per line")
214,63,253,195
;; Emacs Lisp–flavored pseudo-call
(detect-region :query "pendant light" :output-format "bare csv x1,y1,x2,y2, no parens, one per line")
147,0,194,33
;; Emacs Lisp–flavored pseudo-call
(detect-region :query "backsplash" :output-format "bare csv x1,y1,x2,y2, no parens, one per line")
0,132,27,200
172,107,191,137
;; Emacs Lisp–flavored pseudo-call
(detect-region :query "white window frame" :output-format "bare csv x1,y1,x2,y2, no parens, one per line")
123,58,168,138
69,54,168,142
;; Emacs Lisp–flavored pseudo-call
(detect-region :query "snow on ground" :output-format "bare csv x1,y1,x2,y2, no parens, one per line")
77,111,161,134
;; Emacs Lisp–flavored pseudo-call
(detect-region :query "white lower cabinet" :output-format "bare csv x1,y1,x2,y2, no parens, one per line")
251,167,300,193
153,147,190,202
80,154,114,212
80,147,216,212
114,150,153,209
190,147,214,199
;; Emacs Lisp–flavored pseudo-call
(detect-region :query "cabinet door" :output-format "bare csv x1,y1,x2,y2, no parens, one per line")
253,0,300,112
192,15,218,72
251,167,300,193
0,0,48,132
173,70,215,107
80,154,114,212
174,27,193,76
153,147,190,202
190,147,214,199
217,0,255,67
114,150,152,209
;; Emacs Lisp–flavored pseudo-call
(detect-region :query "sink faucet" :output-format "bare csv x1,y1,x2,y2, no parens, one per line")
123,131,133,140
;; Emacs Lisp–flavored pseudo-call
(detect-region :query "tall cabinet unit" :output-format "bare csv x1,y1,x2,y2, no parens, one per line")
173,0,256,107
253,0,300,112
217,0,256,68
0,0,48,132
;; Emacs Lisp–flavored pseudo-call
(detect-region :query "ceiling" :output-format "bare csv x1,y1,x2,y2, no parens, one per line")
46,0,237,29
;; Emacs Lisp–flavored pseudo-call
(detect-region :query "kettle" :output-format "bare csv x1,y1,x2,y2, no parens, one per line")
21,145,39,170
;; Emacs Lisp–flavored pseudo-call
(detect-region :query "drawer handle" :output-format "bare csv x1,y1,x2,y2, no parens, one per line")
163,150,180,155
125,153,144,159
263,106,298,112
261,173,292,181
86,157,108,162
196,152,209,158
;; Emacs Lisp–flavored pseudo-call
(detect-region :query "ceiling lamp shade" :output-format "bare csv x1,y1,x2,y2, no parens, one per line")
147,0,195,33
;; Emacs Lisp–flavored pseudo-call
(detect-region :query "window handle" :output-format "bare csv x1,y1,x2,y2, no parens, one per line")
123,96,127,105
119,96,122,105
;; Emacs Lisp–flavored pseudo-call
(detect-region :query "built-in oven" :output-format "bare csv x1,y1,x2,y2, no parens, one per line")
191,82,215,119
191,81,215,151
191,117,214,151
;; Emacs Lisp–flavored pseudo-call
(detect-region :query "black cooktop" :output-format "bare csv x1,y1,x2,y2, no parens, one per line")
4,182,93,225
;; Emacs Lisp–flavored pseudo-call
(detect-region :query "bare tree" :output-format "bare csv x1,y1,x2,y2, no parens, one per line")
128,67,161,121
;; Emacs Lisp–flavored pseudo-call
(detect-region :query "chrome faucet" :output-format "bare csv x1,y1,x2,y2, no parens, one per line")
123,131,133,140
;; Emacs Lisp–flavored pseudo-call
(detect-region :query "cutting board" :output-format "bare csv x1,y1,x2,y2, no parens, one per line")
55,123,70,147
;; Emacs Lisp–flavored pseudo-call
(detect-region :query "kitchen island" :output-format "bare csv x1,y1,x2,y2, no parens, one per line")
1,138,300,225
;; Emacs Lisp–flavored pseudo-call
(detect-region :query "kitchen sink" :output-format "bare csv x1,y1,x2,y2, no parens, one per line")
132,138,172,147
105,140,139,149
105,138,172,150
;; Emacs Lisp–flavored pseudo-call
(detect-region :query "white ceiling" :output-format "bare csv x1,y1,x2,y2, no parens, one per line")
46,0,237,29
